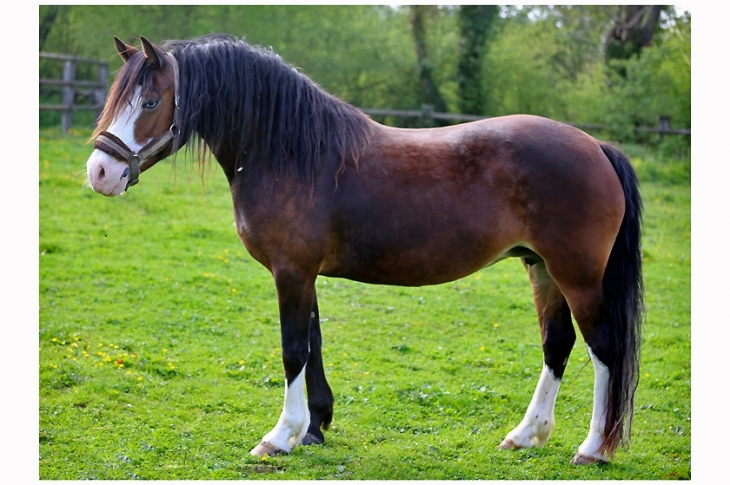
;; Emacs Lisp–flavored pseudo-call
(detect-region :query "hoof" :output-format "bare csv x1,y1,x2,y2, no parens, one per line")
499,438,523,450
250,441,287,457
571,452,608,465
301,432,324,446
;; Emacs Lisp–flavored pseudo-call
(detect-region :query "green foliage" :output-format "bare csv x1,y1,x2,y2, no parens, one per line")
603,14,691,145
484,18,569,118
40,6,690,139
40,130,689,479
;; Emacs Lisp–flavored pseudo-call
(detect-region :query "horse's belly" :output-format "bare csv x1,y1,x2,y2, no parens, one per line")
318,230,520,287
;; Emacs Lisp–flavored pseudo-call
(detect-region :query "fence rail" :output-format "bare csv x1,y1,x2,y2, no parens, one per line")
39,52,108,133
39,52,689,139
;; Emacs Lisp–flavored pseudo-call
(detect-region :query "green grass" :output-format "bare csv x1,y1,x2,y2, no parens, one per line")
39,128,690,479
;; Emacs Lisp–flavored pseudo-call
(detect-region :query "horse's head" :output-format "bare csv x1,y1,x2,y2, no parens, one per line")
86,37,179,196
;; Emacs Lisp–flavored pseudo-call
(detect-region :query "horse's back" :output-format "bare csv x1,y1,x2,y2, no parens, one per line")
317,115,624,286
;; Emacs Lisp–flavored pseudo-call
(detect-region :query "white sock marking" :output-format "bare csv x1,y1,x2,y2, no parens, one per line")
503,363,561,447
576,346,609,460
258,365,310,453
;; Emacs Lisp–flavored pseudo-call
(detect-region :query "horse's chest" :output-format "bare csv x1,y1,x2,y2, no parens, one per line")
231,196,275,269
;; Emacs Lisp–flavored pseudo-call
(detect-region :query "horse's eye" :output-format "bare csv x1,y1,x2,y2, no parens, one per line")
143,99,159,110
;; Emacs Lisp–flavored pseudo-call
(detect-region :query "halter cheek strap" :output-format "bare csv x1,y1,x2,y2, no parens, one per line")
93,53,181,190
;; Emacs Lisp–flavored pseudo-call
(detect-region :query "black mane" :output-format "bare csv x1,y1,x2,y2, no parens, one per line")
158,34,373,183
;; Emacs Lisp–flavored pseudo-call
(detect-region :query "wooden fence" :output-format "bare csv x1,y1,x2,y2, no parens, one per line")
38,51,689,139
39,53,108,133
361,104,691,137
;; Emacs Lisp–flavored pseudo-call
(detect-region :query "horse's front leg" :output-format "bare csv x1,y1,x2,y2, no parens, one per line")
250,268,316,457
302,293,334,445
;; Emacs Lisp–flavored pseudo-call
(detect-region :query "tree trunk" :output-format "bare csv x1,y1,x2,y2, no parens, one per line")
457,5,498,115
39,5,62,50
409,6,449,116
605,5,665,75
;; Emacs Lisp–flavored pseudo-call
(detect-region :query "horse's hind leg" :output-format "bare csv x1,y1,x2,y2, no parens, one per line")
558,284,612,465
302,292,334,445
500,260,575,450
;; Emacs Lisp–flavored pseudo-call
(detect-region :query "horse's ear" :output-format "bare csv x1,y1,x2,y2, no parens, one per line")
140,36,162,68
114,37,138,63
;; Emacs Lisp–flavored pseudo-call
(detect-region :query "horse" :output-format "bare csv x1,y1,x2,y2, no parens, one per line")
86,34,642,465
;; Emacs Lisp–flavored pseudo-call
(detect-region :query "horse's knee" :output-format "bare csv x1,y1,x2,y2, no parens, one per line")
282,345,309,376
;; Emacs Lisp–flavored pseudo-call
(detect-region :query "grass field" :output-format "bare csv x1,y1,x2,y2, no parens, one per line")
39,128,690,480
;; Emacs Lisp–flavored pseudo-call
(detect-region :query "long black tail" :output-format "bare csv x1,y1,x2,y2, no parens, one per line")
599,143,643,455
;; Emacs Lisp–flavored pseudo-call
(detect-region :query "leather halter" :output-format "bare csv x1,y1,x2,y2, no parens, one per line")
93,53,180,190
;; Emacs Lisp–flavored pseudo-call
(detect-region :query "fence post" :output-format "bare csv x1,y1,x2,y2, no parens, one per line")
658,115,670,141
62,59,76,134
420,103,434,128
95,63,108,121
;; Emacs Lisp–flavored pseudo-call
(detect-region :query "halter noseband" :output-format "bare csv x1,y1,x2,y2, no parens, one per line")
93,53,181,190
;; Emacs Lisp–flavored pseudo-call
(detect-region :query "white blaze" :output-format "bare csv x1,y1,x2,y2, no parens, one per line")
86,87,146,196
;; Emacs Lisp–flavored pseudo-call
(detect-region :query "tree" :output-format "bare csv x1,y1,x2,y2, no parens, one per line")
605,5,665,76
409,5,449,115
456,5,498,115
40,6,63,50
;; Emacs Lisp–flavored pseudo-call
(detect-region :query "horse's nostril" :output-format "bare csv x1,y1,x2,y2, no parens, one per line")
98,166,106,180
121,167,129,180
